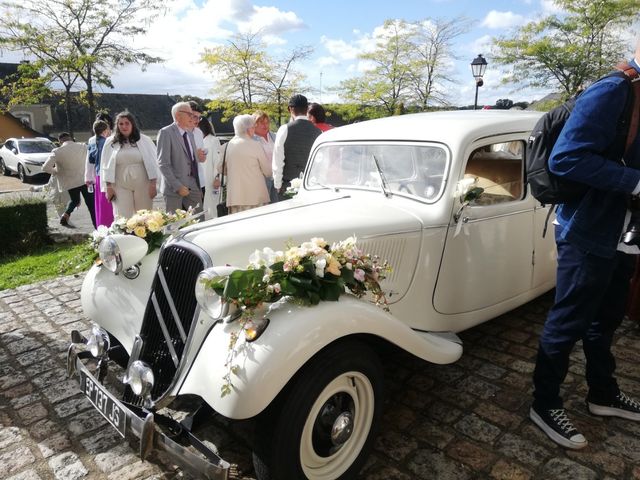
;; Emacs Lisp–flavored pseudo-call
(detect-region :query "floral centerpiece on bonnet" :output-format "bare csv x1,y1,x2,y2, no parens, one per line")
90,207,198,255
200,236,392,395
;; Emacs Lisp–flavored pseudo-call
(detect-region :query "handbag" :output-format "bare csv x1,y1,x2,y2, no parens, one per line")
216,144,229,217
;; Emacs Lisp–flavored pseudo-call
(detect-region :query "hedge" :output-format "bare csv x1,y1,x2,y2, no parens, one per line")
0,194,49,256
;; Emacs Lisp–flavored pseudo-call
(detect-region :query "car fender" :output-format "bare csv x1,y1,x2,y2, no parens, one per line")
178,295,463,419
81,251,159,353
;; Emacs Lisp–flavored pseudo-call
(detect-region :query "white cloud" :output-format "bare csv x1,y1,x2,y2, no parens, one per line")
237,6,305,36
481,11,526,29
540,0,563,15
320,36,362,61
104,0,306,96
317,56,339,67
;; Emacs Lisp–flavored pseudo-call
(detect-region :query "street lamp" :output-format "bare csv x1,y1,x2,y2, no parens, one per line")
470,54,488,110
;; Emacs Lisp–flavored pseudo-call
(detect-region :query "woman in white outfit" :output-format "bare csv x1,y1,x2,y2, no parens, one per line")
221,114,271,215
198,117,222,219
100,111,158,219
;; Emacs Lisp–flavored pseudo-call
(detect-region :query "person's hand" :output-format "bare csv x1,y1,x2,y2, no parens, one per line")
106,185,116,202
213,177,221,189
197,148,206,163
148,180,157,199
177,185,190,197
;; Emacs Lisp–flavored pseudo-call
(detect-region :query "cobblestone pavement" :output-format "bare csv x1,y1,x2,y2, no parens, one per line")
2,275,640,479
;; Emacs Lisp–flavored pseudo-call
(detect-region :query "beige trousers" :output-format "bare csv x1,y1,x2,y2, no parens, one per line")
113,147,151,218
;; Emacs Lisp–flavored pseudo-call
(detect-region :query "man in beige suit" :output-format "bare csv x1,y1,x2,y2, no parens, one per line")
43,132,95,228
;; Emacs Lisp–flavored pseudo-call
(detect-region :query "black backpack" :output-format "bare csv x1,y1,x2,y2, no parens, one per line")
526,64,640,205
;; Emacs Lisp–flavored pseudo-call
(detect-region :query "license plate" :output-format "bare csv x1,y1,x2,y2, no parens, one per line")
80,370,127,437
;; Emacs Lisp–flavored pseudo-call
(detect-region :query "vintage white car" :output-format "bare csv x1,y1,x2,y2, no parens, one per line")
68,110,556,480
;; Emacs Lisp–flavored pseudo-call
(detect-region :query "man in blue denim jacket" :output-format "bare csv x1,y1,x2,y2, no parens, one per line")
530,48,640,450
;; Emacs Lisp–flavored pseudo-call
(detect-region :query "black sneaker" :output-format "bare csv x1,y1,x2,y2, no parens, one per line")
588,392,640,421
529,406,588,449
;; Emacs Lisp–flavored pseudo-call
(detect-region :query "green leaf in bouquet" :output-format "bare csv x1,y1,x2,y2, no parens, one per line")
290,274,320,292
319,281,343,301
224,268,266,301
341,267,355,285
307,290,321,305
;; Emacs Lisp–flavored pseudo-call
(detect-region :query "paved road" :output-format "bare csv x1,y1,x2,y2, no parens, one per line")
2,275,640,479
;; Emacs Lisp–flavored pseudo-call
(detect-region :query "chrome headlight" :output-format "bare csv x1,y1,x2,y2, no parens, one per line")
98,234,148,274
99,236,121,273
86,324,110,357
195,266,238,319
123,360,155,397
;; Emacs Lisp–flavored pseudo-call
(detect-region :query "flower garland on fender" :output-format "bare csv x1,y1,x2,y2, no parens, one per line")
201,236,392,396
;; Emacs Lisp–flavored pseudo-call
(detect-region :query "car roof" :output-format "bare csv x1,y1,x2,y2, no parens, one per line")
7,137,53,142
314,110,543,147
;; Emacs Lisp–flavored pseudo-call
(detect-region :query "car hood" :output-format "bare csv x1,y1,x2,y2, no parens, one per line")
183,193,425,301
19,153,50,163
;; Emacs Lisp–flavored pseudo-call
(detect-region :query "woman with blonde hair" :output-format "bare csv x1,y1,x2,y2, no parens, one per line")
100,111,158,218
220,114,271,214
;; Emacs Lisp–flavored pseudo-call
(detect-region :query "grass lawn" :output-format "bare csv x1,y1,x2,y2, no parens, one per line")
0,242,96,291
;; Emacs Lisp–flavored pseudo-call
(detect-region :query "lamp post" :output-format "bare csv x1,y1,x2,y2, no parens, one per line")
470,54,488,110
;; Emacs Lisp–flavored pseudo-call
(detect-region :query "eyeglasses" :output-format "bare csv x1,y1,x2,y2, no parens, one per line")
177,110,201,120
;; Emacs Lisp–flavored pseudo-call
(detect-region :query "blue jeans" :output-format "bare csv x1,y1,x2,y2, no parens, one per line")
532,225,634,409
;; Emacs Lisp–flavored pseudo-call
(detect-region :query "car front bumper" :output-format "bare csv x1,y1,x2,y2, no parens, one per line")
22,162,45,176
67,338,230,480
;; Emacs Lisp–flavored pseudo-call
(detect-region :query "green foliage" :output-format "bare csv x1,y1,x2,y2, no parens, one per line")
0,242,95,290
0,195,48,256
492,0,640,97
0,0,164,127
200,31,313,126
337,17,470,114
0,62,53,111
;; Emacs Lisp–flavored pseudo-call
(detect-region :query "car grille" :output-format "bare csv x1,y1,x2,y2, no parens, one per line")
123,242,205,405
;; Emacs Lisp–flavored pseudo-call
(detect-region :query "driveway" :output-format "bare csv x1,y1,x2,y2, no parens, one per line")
2,275,640,479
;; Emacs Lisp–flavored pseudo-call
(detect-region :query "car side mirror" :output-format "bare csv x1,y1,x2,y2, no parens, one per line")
11,148,17,154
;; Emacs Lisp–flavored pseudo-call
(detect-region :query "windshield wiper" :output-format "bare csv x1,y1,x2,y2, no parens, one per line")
309,178,340,192
371,154,391,198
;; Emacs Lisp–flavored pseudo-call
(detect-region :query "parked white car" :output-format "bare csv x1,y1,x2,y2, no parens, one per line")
68,110,556,480
0,137,55,182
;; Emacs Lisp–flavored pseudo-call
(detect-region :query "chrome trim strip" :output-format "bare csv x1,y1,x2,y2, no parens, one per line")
157,268,187,342
151,238,213,407
151,292,180,368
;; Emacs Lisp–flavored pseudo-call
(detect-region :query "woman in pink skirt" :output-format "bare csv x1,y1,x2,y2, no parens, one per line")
85,117,114,227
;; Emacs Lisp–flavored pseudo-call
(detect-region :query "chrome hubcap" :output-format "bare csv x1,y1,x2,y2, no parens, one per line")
331,411,354,446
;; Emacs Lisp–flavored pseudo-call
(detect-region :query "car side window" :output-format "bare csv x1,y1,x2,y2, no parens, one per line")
463,141,524,205
4,140,14,151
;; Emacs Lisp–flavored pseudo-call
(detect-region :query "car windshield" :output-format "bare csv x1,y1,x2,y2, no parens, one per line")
18,141,54,154
306,142,449,202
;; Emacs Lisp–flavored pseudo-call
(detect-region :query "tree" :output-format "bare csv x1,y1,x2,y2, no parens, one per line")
337,17,469,115
338,20,414,116
262,46,313,126
492,0,640,98
0,0,164,127
201,32,270,116
408,17,471,109
200,32,312,126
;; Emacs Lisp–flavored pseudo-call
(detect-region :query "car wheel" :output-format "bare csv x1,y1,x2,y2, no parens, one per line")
253,340,383,480
0,158,10,176
18,163,28,183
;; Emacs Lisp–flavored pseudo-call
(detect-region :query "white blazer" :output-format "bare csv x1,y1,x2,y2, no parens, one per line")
100,133,158,191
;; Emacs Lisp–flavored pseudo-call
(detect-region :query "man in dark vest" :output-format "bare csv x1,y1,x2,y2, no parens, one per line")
272,94,321,200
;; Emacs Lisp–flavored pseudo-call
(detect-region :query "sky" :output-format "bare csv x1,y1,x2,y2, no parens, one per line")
2,0,638,107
